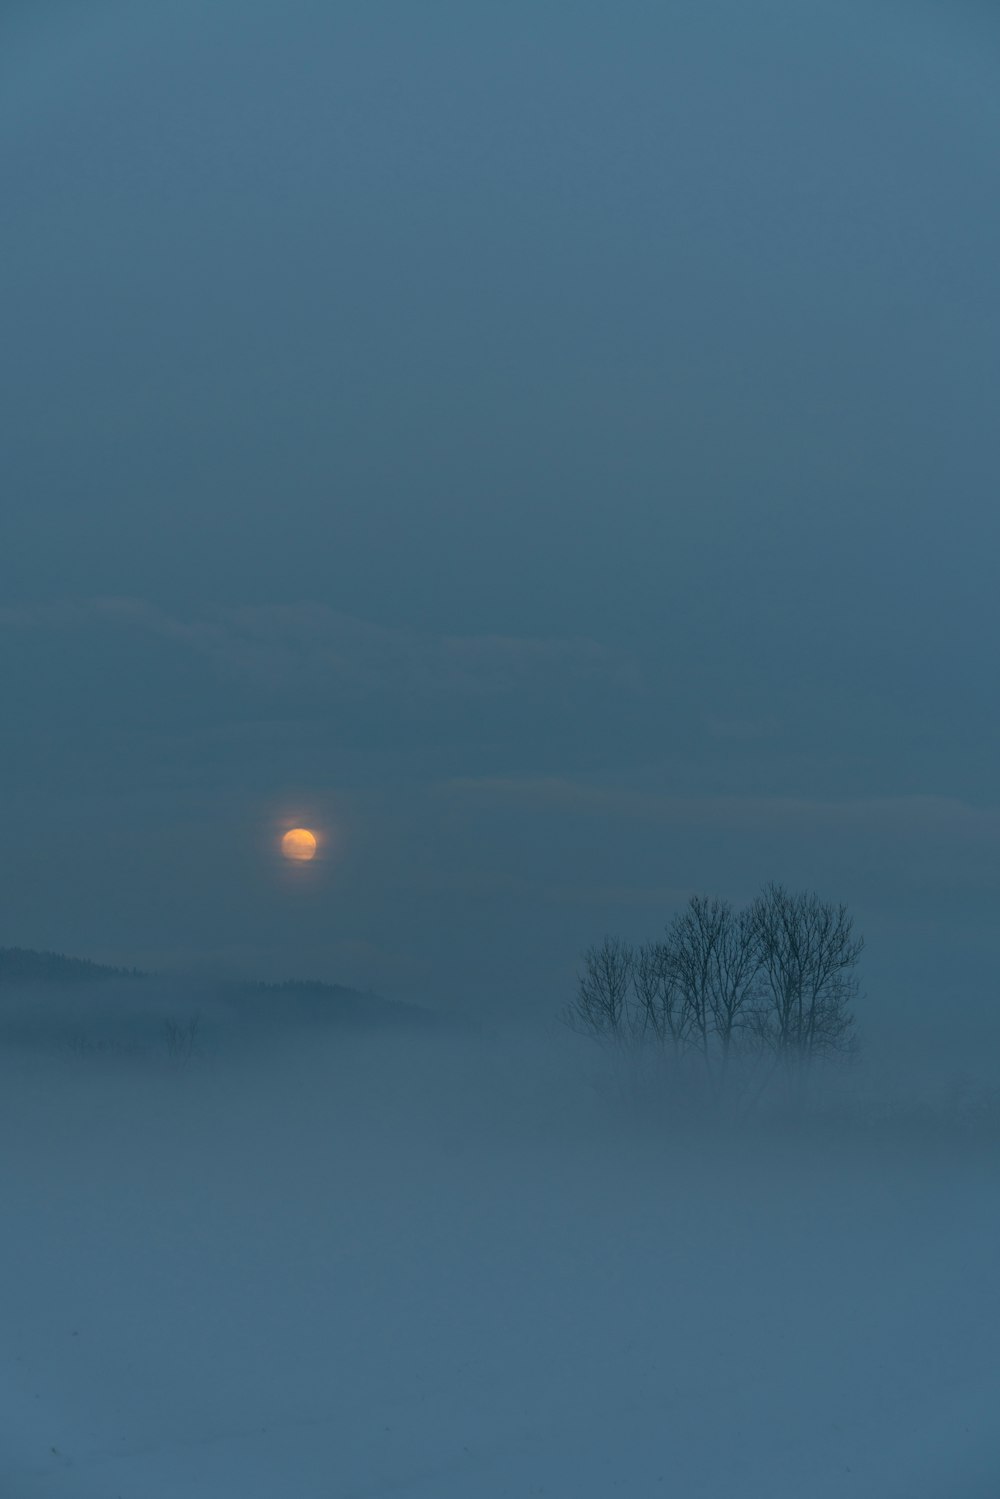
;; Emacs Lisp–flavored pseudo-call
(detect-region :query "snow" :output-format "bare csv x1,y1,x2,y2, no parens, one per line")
2,1024,998,1496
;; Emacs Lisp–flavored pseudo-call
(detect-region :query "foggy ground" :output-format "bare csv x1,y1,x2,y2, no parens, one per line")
2,999,999,1497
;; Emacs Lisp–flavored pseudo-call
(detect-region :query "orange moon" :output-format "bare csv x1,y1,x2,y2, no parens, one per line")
281,827,318,862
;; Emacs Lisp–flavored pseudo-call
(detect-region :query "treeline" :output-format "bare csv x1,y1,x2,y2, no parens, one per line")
568,883,863,1086
0,948,146,985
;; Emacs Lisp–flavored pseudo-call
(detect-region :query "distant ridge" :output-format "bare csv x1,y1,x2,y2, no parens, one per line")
224,978,437,1030
0,947,145,985
0,947,436,1031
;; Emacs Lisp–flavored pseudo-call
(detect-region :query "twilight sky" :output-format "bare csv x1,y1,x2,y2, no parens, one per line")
2,0,998,1023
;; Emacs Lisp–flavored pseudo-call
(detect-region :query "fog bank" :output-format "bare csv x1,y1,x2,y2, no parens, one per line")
3,1010,998,1496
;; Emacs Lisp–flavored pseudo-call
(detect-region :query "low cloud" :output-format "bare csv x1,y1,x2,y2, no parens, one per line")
0,597,640,704
447,776,1000,849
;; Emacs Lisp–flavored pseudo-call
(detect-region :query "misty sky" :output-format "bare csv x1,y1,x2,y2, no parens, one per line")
3,0,999,1021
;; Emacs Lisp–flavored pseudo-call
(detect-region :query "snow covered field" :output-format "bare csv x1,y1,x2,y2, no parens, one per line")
3,1021,999,1497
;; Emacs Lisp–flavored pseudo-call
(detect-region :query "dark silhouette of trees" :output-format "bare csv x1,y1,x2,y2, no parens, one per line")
665,895,760,1066
573,937,637,1046
567,885,863,1098
748,883,861,1063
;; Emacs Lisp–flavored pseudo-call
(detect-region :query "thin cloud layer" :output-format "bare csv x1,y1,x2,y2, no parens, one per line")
446,776,1000,836
0,597,640,704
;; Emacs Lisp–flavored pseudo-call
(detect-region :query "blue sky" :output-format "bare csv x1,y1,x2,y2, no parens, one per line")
2,0,998,1025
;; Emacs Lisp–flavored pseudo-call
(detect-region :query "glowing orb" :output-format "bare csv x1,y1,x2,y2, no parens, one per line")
281,827,318,862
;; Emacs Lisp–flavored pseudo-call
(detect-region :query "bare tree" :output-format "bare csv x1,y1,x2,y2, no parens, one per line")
663,896,737,1063
706,902,760,1064
569,886,863,1112
162,1013,201,1066
566,937,635,1046
748,884,861,1064
571,901,759,1065
631,939,688,1053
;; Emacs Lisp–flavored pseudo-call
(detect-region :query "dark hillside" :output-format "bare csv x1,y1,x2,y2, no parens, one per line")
0,949,438,1049
0,947,144,985
223,978,438,1030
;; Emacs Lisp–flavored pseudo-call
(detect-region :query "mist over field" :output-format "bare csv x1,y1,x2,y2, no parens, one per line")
3,985,999,1497
5,0,1000,1489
